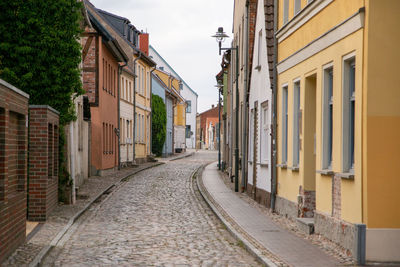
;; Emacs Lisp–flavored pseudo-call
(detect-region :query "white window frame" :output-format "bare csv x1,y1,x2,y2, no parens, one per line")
260,101,270,164
293,79,301,167
282,84,288,164
322,63,334,170
342,53,356,173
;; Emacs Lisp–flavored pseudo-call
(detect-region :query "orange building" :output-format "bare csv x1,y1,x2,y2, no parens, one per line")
82,11,128,175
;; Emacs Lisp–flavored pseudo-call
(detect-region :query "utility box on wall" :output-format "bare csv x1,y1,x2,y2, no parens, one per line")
28,105,59,221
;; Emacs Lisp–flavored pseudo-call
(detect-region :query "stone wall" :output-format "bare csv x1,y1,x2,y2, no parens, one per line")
275,195,298,219
314,210,358,257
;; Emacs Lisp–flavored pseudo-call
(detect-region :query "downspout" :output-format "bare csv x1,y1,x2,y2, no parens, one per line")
271,0,278,212
150,66,157,155
133,52,142,163
69,122,76,204
118,62,127,170
241,0,250,192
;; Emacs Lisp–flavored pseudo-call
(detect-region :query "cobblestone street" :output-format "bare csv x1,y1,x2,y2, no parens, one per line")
42,151,260,266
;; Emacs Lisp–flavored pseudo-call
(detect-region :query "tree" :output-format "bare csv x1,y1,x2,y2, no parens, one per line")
0,0,84,125
0,0,84,202
151,94,167,156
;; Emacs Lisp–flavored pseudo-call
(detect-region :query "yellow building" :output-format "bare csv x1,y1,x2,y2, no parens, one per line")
275,0,400,262
134,51,156,163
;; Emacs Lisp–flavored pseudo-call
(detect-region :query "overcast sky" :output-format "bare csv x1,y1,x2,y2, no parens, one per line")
91,0,234,113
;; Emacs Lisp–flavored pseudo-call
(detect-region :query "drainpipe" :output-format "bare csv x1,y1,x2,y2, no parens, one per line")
241,0,250,192
150,66,157,155
118,62,127,170
271,0,279,212
133,52,142,163
69,122,76,204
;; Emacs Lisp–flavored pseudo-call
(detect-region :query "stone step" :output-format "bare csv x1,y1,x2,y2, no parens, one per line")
296,217,315,235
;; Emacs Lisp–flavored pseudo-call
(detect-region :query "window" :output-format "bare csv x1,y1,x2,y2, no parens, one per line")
256,29,262,70
282,86,288,164
294,0,301,15
322,67,333,169
342,56,355,173
126,120,130,143
121,77,124,99
185,125,191,138
293,81,300,167
249,109,254,162
135,113,138,140
261,101,269,163
142,114,145,142
186,100,191,113
283,0,289,24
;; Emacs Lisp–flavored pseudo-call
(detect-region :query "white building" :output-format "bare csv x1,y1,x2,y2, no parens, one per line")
149,45,198,149
247,0,274,206
120,67,135,165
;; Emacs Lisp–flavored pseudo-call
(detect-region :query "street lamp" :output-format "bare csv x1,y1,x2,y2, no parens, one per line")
212,27,239,192
215,84,223,171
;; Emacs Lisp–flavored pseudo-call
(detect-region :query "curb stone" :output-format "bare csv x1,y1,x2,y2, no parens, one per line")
196,162,278,267
169,152,195,161
28,162,164,267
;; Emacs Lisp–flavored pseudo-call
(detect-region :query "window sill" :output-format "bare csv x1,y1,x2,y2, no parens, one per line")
259,162,269,167
255,65,261,71
336,172,354,180
289,165,299,172
277,163,287,169
316,169,334,176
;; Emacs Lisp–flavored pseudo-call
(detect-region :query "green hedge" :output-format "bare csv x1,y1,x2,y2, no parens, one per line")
151,94,166,156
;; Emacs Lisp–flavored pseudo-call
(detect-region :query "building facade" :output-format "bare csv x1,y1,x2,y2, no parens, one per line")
275,0,400,262
120,67,135,165
149,45,198,149
152,71,182,157
153,69,186,154
197,105,221,150
82,8,128,175
246,0,275,207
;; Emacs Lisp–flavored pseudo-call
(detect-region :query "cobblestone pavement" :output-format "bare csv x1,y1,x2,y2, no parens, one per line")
4,162,162,267
42,151,261,266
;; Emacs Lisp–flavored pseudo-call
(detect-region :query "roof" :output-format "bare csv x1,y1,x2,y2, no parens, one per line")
149,45,198,97
87,10,129,62
85,1,156,67
152,72,185,103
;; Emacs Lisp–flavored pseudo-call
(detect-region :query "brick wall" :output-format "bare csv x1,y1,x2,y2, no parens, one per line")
0,79,29,263
28,105,59,221
82,33,99,105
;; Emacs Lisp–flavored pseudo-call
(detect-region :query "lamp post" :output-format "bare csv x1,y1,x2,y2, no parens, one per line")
215,84,223,170
212,27,239,192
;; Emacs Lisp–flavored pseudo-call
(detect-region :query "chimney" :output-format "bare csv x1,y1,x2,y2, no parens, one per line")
139,33,149,56
212,104,215,108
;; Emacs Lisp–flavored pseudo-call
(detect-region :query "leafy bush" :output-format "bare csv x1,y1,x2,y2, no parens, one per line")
151,94,166,156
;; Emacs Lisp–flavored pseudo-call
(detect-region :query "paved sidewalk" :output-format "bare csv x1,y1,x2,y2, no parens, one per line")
199,162,339,267
3,161,163,267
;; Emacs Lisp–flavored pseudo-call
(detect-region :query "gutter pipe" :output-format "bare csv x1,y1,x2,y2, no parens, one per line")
118,62,127,169
271,0,278,212
133,52,142,163
241,0,250,192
